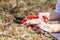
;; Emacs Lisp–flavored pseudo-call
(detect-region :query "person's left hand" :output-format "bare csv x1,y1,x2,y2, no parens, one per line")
24,12,49,26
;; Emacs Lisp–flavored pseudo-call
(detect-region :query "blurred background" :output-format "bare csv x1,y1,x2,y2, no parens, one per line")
0,0,56,40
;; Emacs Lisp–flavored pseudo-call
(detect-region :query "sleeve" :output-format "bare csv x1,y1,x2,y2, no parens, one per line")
54,0,60,14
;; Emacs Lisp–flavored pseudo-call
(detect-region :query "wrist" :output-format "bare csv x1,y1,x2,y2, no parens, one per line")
37,24,54,33
49,12,60,21
49,24,60,33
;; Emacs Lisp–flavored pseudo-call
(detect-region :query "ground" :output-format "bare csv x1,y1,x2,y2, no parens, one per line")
0,0,57,40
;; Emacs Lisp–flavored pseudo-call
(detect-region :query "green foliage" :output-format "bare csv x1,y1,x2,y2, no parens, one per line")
33,0,40,4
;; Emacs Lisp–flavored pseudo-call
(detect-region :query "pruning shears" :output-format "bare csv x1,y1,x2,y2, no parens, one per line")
13,15,48,24
13,15,58,40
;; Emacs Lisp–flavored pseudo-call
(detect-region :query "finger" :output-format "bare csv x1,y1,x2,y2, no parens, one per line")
38,12,43,20
35,29,42,34
24,19,41,25
32,27,39,31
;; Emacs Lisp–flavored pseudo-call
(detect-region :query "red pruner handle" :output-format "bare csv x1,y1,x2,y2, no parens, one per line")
26,15,39,19
20,15,48,24
20,15,38,24
42,16,48,22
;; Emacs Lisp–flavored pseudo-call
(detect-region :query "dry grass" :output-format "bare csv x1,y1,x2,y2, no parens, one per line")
0,0,57,40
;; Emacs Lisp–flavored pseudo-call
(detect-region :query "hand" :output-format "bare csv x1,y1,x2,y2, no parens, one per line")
24,12,50,25
23,12,54,34
24,18,53,34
